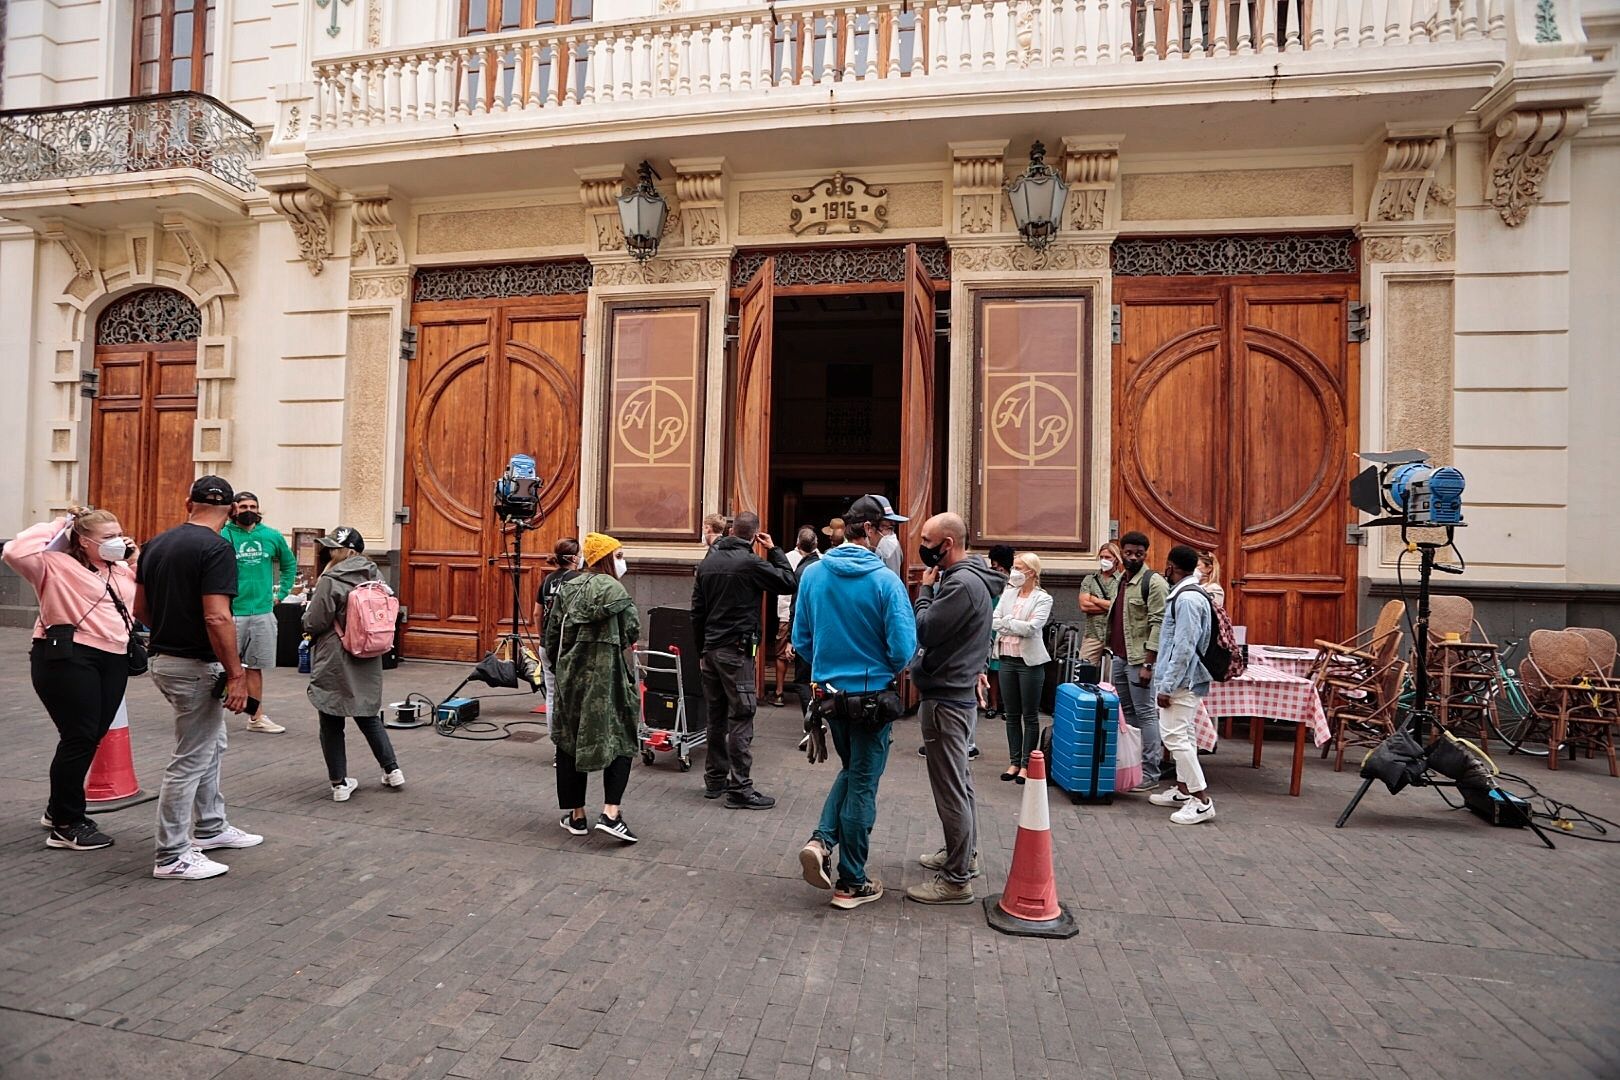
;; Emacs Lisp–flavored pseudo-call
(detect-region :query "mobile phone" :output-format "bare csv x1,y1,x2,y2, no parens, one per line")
210,670,259,714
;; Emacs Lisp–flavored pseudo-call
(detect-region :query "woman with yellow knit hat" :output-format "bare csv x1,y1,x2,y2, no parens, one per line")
542,532,642,843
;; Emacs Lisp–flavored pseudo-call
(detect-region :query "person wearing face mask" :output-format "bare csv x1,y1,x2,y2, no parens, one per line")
533,536,584,732
223,492,298,734
1149,546,1217,824
1105,531,1168,793
1196,550,1226,609
992,552,1054,785
1078,541,1124,667
906,512,1005,905
302,527,404,803
5,506,139,851
544,532,642,843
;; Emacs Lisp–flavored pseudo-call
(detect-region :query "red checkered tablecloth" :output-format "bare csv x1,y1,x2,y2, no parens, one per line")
1249,646,1321,681
1195,663,1331,747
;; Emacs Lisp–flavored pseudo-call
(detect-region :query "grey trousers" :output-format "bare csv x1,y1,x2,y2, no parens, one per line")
918,698,978,885
151,655,231,865
1111,655,1162,785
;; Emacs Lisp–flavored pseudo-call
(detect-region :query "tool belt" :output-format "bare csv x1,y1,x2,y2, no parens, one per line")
811,682,902,732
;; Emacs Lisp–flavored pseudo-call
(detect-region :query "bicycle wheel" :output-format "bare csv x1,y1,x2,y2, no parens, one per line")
1489,672,1552,756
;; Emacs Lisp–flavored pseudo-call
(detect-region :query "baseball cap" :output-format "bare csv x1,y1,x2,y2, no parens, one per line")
846,494,907,525
189,475,235,506
233,491,258,503
316,525,366,553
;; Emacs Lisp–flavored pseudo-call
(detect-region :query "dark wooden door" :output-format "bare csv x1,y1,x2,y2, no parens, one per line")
1112,278,1358,646
898,244,935,582
730,258,775,527
89,343,197,543
401,296,584,661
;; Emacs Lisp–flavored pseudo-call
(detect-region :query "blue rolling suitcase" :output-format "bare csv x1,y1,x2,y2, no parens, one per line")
1047,682,1120,804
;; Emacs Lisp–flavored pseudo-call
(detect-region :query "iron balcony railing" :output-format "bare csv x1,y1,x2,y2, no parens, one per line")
0,92,261,193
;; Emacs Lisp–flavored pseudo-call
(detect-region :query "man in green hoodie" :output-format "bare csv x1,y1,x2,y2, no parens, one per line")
223,492,298,733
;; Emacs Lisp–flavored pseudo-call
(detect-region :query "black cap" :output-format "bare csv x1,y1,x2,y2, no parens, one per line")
233,491,258,503
846,493,908,525
189,475,235,506
316,526,365,554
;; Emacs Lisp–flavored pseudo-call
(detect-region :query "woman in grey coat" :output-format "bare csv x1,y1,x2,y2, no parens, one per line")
302,526,403,802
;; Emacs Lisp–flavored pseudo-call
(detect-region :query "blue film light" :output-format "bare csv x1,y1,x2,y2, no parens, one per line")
1385,463,1466,526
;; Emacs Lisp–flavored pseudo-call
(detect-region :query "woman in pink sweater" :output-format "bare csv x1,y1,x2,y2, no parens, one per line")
3,507,138,851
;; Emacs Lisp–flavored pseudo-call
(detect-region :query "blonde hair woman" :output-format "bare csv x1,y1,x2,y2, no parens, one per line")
1197,550,1226,609
991,552,1053,783
1077,540,1124,665
3,506,138,851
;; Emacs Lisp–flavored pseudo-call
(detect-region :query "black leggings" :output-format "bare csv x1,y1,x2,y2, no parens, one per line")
998,656,1045,767
556,747,631,810
31,641,130,828
318,712,398,783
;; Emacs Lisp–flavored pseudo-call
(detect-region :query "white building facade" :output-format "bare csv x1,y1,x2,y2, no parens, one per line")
1,0,1616,656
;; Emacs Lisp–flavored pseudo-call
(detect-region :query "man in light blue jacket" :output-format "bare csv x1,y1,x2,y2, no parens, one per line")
1149,545,1216,824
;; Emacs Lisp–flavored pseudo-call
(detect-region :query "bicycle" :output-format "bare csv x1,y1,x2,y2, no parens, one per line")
1482,638,1562,757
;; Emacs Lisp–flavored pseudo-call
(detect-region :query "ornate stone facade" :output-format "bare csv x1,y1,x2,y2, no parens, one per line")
1486,108,1587,226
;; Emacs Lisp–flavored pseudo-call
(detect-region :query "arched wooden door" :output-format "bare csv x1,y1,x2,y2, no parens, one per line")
401,296,584,661
1113,278,1358,646
89,288,200,542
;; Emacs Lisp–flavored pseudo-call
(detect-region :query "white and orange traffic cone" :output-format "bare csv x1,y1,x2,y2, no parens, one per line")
85,697,145,812
984,750,1078,939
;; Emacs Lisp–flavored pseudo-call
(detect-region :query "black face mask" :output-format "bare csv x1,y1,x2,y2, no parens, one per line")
233,511,261,528
918,541,948,568
1122,552,1145,575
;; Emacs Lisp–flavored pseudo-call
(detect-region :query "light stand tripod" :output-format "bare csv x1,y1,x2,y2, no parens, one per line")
441,517,542,706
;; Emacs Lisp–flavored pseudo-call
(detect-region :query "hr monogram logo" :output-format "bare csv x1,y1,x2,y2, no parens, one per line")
616,382,690,464
991,377,1074,464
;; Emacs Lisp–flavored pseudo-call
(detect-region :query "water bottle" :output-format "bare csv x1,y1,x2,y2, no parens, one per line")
298,635,312,674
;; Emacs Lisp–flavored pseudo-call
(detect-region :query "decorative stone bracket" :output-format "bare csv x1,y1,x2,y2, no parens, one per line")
1486,108,1586,227
350,193,403,269
269,186,336,274
671,157,727,249
1061,138,1122,233
1370,130,1450,223
578,164,629,254
950,141,1007,237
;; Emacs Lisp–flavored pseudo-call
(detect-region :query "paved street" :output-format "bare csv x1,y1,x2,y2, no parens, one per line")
1,625,1617,1080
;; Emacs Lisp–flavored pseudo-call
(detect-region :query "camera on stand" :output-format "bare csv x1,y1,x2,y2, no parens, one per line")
493,453,541,524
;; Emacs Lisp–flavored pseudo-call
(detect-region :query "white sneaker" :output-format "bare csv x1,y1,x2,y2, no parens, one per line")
246,716,286,733
332,778,359,802
382,768,405,789
1169,797,1216,825
153,849,229,880
193,825,264,850
1148,788,1192,807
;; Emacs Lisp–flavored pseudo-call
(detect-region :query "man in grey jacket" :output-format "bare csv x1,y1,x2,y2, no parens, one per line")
1149,545,1216,825
907,512,1005,903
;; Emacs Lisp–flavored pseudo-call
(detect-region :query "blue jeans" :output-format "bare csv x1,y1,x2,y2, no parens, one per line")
1111,655,1162,785
812,714,891,887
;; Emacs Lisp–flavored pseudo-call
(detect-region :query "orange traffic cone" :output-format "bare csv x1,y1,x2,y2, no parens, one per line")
984,750,1077,939
85,697,145,811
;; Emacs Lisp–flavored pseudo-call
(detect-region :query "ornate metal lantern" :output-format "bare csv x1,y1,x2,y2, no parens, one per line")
617,161,668,263
1005,142,1068,251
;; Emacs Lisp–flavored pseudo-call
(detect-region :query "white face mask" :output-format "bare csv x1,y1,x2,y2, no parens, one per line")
1194,569,1206,582
1008,570,1027,588
612,552,628,579
96,537,130,562
1098,558,1116,573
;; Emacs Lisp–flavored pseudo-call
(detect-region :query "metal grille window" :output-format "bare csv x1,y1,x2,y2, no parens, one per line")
134,0,218,95
95,288,202,345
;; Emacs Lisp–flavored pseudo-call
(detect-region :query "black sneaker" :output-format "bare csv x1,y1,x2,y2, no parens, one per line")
725,790,776,810
830,879,883,910
968,744,981,759
917,745,927,757
559,813,589,836
595,813,639,843
46,821,113,851
703,786,726,800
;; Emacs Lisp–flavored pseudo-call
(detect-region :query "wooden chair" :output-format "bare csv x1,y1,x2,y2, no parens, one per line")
1425,595,1475,646
1520,629,1619,775
1570,628,1616,679
1310,599,1405,698
1429,621,1500,749
1563,628,1619,775
1331,657,1409,772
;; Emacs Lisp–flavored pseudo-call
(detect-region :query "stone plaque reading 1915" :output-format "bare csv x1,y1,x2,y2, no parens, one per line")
789,173,889,235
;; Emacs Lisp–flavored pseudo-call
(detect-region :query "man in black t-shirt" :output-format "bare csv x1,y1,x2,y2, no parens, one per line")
136,475,264,881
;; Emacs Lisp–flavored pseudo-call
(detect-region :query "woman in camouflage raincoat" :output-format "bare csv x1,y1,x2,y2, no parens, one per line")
543,532,642,843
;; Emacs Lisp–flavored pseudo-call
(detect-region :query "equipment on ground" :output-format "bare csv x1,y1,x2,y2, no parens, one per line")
1045,681,1119,804
634,646,706,770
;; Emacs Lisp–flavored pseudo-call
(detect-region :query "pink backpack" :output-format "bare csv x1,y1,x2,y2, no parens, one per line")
337,580,399,659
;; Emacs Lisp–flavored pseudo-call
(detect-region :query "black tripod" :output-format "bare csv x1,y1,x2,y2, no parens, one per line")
443,517,542,704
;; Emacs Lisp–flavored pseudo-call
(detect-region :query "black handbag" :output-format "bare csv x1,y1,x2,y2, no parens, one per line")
104,580,148,676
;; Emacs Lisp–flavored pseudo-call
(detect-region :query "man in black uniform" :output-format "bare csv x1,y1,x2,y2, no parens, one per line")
692,510,797,809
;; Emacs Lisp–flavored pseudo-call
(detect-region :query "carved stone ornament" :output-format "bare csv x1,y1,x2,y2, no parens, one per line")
1060,141,1120,232
789,173,889,236
270,187,334,275
349,273,410,301
1371,133,1447,223
1486,109,1586,227
672,159,727,249
951,242,1110,274
351,196,402,267
1362,232,1455,264
593,256,730,287
951,142,1008,238
959,194,996,235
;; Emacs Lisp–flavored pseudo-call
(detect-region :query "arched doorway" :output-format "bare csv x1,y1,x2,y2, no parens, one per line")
90,287,201,543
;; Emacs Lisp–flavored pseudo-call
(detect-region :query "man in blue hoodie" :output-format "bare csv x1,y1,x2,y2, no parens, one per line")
793,495,917,910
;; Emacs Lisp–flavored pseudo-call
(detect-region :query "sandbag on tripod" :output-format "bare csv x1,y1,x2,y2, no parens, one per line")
1359,729,1428,794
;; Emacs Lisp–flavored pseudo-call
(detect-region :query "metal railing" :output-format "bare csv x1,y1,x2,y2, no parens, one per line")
0,92,261,192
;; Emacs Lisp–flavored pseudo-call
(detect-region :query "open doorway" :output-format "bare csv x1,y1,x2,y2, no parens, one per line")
769,292,904,542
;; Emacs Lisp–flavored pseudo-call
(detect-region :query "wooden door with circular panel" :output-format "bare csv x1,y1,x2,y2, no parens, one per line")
1112,278,1359,648
401,296,584,661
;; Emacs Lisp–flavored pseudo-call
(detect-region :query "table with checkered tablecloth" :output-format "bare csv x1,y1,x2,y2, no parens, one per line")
1247,646,1321,681
1193,662,1331,796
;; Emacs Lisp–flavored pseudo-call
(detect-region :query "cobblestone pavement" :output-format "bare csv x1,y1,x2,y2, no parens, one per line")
1,626,1617,1080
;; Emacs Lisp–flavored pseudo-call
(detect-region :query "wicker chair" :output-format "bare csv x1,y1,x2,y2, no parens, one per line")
1425,595,1475,646
1520,629,1619,775
1330,657,1410,772
1563,628,1619,775
1310,599,1405,700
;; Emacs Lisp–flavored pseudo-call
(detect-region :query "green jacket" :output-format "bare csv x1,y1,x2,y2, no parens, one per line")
223,521,297,616
1107,565,1167,665
1079,570,1120,646
543,571,641,773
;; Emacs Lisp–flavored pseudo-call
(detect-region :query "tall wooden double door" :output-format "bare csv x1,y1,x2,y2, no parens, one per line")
401,296,585,661
1112,278,1360,647
89,343,198,543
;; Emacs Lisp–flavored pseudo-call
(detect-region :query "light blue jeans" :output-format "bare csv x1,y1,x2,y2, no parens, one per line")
150,655,231,865
812,715,892,887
